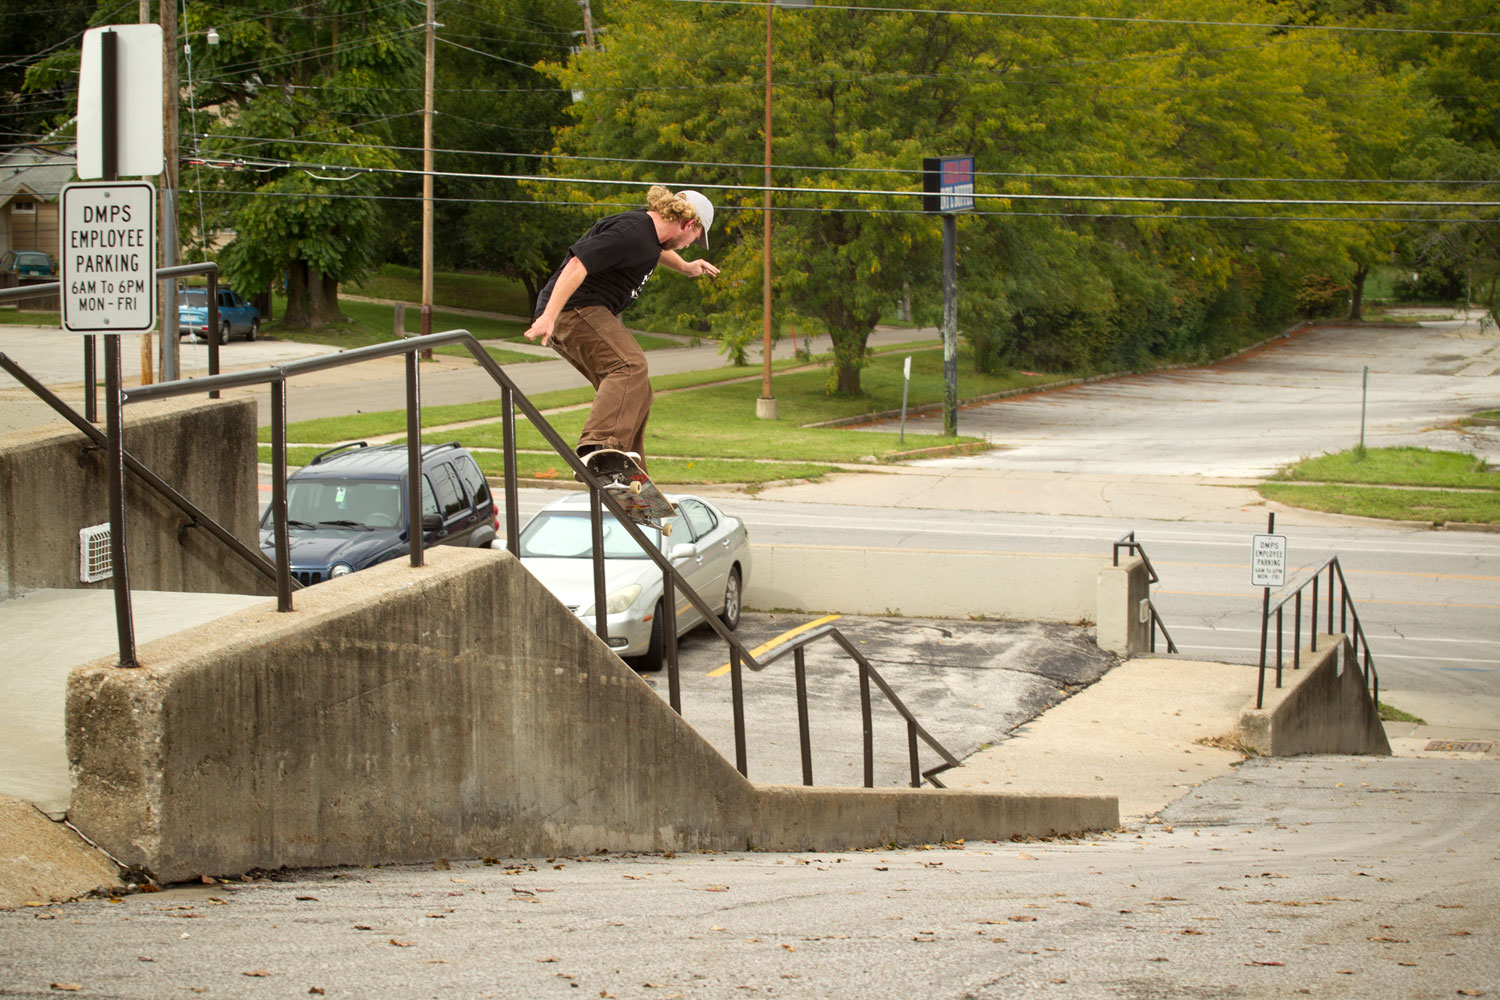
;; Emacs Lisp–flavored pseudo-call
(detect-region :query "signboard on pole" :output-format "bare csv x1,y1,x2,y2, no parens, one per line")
76,25,164,179
1251,533,1288,588
60,181,157,334
922,155,976,214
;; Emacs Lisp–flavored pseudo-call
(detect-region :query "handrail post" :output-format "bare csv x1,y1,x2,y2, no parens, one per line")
1326,563,1334,635
1274,606,1284,689
206,268,220,393
794,647,812,786
406,350,423,568
907,719,920,788
501,385,519,552
1310,575,1319,652
859,660,874,788
730,647,748,777
590,489,607,641
664,570,681,715
271,377,293,611
1292,592,1302,671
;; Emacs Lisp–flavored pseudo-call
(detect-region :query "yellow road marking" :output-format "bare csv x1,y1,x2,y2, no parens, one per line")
708,614,842,677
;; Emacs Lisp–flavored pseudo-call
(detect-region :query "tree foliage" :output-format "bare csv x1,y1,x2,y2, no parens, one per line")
539,0,1437,393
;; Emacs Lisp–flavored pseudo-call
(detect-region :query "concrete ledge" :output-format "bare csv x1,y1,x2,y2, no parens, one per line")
1239,634,1392,757
752,785,1118,850
67,547,1117,883
745,544,1100,622
0,396,265,599
1096,556,1149,654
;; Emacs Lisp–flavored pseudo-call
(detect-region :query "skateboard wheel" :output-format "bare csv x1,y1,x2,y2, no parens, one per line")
629,481,643,495
662,522,674,536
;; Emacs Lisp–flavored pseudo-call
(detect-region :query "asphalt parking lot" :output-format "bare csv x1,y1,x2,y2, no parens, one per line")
638,611,1118,788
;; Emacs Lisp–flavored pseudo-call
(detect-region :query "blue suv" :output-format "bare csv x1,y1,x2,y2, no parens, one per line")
260,441,498,587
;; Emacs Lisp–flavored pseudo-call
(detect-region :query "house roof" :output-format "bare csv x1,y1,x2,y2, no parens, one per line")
0,145,77,205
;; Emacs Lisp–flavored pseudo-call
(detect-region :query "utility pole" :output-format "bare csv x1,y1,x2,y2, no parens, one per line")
160,0,180,382
579,0,597,49
138,0,152,385
420,0,435,360
757,0,776,421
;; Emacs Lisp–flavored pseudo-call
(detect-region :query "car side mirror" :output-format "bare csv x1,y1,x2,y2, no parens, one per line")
422,513,444,532
670,542,698,561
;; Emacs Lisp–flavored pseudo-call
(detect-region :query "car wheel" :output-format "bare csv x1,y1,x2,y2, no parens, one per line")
719,566,742,630
218,320,230,345
633,601,666,672
247,318,259,341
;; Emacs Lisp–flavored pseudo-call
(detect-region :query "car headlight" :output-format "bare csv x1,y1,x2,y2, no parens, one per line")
582,584,642,616
330,562,354,578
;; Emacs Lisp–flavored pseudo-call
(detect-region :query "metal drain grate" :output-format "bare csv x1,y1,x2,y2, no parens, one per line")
79,523,112,582
1424,740,1493,753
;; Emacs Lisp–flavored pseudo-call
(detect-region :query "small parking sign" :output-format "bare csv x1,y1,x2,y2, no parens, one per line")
1251,533,1287,588
60,181,157,334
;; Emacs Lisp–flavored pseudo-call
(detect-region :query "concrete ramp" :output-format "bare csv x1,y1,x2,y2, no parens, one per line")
1,589,267,819
66,547,1117,883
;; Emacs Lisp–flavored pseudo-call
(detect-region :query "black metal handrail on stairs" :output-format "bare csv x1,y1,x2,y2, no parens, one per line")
1257,556,1379,710
22,326,959,788
1112,531,1178,654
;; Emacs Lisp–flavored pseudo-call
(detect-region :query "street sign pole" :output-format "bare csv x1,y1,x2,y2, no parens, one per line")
99,29,136,667
941,212,958,436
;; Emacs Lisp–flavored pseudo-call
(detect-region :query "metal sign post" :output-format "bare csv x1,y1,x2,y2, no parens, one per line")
923,155,975,437
72,24,165,668
899,355,911,443
1252,513,1287,706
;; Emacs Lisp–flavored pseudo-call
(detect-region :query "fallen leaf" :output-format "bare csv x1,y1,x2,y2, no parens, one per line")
354,925,373,931
242,970,272,977
434,858,451,870
537,957,558,963
1247,961,1284,967
309,990,326,996
295,895,318,901
1009,916,1036,922
1368,936,1409,943
1180,929,1205,936
49,986,82,993
1456,990,1486,997
781,944,795,951
390,939,413,948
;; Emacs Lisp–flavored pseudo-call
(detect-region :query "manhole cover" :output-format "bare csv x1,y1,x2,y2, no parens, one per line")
1424,740,1493,753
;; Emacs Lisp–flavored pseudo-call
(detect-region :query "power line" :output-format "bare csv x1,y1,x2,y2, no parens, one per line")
665,0,1500,39
190,132,1500,188
184,186,1499,224
181,154,1500,209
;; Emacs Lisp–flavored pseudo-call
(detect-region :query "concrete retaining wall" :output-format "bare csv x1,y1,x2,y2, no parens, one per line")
67,547,1117,883
0,397,267,599
744,543,1102,622
1238,634,1391,757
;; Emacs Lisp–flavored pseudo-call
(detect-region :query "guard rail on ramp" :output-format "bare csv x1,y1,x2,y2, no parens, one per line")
67,546,1118,884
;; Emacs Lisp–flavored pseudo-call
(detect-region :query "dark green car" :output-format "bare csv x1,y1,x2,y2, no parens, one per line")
0,250,55,279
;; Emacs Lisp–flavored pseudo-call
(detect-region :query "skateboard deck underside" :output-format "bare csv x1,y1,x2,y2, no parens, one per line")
584,450,677,527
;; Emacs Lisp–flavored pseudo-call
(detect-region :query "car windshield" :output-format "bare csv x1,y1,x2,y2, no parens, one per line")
518,511,678,559
17,253,48,265
179,289,208,307
275,479,404,529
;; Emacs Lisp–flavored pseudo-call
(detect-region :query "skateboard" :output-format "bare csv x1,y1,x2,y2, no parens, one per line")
583,449,678,533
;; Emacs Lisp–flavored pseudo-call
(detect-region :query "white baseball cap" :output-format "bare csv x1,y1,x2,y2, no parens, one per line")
680,190,714,249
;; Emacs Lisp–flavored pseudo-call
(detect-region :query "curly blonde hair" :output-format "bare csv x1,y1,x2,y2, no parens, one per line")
646,184,700,225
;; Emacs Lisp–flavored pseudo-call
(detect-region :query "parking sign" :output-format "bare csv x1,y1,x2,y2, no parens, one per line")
1251,533,1287,588
61,181,157,334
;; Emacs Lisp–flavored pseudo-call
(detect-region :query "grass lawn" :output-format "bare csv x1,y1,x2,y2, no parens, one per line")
1262,446,1500,524
1269,446,1496,488
0,309,59,325
346,264,532,317
257,345,1067,482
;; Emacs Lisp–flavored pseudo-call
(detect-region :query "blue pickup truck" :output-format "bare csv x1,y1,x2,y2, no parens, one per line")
177,287,261,343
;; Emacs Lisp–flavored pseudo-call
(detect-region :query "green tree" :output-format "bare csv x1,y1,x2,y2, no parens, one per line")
179,0,422,326
0,1,89,144
380,0,581,313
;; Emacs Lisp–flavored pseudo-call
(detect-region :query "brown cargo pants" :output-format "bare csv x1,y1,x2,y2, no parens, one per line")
549,305,654,462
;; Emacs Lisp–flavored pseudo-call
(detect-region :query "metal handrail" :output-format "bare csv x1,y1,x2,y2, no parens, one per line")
1112,531,1177,652
12,320,958,790
1256,556,1378,710
755,624,960,788
0,352,288,591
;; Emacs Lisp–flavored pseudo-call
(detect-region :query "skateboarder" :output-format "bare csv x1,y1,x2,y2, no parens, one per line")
523,185,719,470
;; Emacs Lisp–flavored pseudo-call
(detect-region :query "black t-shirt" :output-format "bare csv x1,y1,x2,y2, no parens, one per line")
533,210,663,319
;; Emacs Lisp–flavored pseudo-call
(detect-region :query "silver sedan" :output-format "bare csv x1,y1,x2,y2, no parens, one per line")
515,492,751,670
